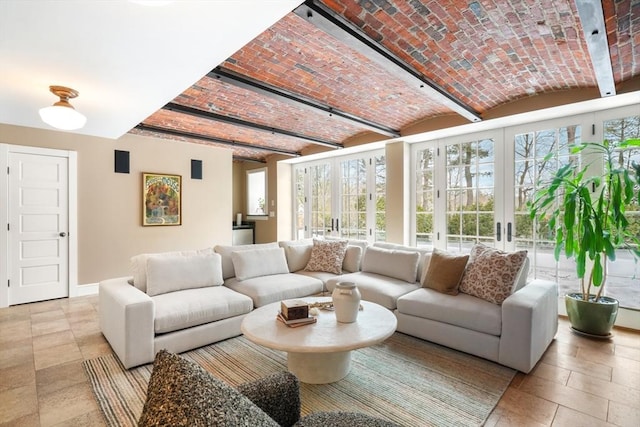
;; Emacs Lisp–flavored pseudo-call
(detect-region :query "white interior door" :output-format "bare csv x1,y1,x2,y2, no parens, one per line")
8,152,69,305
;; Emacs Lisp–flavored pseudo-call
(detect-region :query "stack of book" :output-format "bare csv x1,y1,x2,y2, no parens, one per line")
277,299,316,327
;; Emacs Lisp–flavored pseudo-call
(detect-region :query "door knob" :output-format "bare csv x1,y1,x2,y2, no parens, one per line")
59,232,67,237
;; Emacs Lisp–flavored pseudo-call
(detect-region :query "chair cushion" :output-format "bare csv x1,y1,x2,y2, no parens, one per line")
361,246,420,283
295,412,400,427
225,274,323,307
146,252,223,297
152,286,253,334
459,244,528,305
396,288,502,336
232,247,289,280
138,350,278,427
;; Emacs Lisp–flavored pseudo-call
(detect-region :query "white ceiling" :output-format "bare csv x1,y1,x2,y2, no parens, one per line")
0,0,301,139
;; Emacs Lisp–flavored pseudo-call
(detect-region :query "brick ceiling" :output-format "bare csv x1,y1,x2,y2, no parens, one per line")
130,0,640,163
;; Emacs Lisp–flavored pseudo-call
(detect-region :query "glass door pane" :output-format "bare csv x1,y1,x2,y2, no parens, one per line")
445,139,495,252
374,154,386,242
415,147,435,247
339,158,367,239
512,125,581,295
294,167,306,239
602,114,640,309
309,163,332,237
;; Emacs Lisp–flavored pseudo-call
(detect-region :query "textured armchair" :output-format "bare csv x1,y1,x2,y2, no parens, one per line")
138,350,399,427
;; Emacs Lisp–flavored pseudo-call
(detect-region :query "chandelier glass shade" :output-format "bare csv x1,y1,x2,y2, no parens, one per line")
39,86,87,130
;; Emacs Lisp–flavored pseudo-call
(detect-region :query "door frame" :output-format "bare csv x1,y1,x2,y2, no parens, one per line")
0,144,78,308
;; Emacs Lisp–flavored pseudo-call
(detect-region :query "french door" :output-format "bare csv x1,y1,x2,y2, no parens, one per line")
294,150,386,242
413,130,505,252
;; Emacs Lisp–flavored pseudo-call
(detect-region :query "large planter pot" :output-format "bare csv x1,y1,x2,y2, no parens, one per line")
565,293,618,337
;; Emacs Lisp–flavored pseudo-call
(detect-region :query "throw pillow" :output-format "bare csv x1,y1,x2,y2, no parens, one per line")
145,252,223,297
304,239,348,275
231,247,289,281
138,350,278,427
458,244,528,305
361,246,420,283
421,248,469,295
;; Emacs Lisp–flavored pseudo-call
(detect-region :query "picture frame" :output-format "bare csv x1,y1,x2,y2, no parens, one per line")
142,173,181,226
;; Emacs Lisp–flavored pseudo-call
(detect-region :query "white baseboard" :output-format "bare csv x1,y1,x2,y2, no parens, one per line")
74,282,99,297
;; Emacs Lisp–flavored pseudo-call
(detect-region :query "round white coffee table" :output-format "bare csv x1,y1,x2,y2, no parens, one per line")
241,297,397,384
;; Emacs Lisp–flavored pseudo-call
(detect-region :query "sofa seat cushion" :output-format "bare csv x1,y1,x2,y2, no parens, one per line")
225,274,323,307
396,288,502,336
326,272,420,310
294,270,340,284
152,286,253,334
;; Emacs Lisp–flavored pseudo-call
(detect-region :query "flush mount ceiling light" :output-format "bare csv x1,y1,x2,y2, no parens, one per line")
39,85,87,130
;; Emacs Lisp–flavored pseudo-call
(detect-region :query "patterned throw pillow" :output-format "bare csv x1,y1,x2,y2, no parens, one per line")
458,244,528,305
304,239,348,275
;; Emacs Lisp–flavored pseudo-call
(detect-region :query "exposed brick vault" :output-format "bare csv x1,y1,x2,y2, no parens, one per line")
130,0,640,163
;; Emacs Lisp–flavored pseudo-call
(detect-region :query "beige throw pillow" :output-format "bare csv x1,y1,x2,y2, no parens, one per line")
421,248,469,295
458,244,528,305
304,239,348,275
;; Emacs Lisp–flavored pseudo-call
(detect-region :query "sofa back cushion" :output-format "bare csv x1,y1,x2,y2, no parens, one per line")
361,246,420,283
146,252,223,297
342,245,363,273
458,244,528,305
130,248,214,293
231,247,289,281
373,242,433,282
215,242,279,279
282,244,313,272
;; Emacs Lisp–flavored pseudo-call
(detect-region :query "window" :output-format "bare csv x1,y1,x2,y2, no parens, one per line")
294,150,385,242
246,168,267,217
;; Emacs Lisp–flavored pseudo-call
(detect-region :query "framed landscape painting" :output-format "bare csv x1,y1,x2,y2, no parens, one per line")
142,173,181,226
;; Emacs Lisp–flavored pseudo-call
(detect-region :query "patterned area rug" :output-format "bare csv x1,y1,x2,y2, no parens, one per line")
83,333,515,426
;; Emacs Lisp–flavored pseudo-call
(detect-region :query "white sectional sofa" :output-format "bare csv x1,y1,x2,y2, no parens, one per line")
99,239,557,373
99,240,360,368
326,242,558,373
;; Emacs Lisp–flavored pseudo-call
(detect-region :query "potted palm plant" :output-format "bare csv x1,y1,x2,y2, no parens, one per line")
528,137,640,337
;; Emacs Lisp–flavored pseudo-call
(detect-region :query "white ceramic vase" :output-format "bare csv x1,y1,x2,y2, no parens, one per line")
332,281,361,323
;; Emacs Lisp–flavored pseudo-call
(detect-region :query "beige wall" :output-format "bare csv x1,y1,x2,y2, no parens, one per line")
0,124,233,284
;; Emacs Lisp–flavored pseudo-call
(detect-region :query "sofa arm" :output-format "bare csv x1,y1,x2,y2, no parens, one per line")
99,277,155,369
499,279,558,373
237,372,300,427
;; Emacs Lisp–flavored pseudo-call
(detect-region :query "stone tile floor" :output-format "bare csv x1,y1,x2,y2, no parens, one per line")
0,295,638,426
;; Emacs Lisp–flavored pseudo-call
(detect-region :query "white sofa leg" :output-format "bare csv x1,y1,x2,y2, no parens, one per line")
99,277,155,369
499,279,558,373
